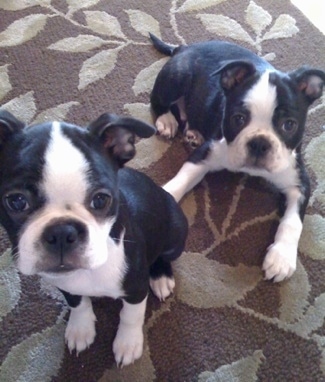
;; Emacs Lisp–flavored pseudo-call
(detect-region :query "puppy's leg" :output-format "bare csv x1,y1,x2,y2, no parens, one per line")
151,62,190,139
150,257,175,301
163,148,211,201
150,199,188,301
113,297,147,367
263,186,307,282
62,293,96,354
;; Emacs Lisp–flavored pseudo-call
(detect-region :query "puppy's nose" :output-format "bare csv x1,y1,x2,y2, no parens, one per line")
42,221,87,254
247,136,271,157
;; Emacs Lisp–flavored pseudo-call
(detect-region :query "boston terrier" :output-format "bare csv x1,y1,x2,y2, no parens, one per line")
0,110,188,367
150,34,325,282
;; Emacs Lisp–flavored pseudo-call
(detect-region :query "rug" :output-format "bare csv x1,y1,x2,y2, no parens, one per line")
0,1,325,381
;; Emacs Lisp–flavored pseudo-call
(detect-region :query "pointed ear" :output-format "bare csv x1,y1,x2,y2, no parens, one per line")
289,67,325,104
88,113,156,166
211,60,256,90
0,109,25,146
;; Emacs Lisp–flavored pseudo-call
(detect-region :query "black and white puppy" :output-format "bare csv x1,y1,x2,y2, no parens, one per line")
150,34,325,282
0,110,188,366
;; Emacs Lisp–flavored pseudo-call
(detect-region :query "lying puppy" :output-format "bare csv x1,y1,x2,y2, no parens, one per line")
150,34,325,282
0,110,188,367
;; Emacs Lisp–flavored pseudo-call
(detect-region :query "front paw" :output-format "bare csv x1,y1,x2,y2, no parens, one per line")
263,242,297,282
113,324,144,367
65,308,96,354
156,112,178,139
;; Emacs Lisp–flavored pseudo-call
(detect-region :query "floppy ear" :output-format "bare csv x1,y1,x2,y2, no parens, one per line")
211,60,256,90
289,67,325,104
88,113,156,166
0,109,25,147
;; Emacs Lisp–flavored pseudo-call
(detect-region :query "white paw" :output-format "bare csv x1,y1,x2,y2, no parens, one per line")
156,111,178,139
113,324,144,367
263,242,297,282
65,307,96,354
150,276,175,301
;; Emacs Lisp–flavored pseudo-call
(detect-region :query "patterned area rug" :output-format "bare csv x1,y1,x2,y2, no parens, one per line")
1,1,325,381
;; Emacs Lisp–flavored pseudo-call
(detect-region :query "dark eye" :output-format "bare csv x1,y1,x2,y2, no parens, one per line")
4,193,30,213
232,113,247,129
90,192,111,210
282,119,297,134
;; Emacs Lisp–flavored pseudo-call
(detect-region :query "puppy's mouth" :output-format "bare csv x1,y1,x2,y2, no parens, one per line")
47,263,77,273
245,156,270,170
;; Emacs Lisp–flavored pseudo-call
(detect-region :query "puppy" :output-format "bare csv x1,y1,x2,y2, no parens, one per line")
0,110,188,367
150,34,325,282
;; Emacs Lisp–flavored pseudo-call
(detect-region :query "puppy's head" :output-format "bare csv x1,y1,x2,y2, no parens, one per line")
0,111,155,275
216,62,325,173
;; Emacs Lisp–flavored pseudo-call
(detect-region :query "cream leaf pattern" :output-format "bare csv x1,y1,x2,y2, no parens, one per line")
125,10,161,38
245,1,272,36
0,250,20,322
0,0,51,11
197,14,255,45
177,0,226,13
48,35,108,52
128,136,170,170
305,132,325,209
133,58,169,96
84,11,126,39
279,260,310,323
66,0,101,13
0,316,66,382
124,102,153,125
3,91,36,123
0,14,48,47
262,52,276,61
288,293,325,337
263,14,299,40
78,48,119,90
198,350,265,382
174,252,262,309
300,215,325,261
0,64,12,102
32,102,80,124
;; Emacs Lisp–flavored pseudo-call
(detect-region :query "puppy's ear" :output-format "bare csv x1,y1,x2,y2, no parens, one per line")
0,109,25,146
88,113,156,166
211,60,256,90
289,67,325,105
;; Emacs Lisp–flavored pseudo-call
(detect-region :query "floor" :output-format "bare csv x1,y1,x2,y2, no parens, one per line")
291,0,325,34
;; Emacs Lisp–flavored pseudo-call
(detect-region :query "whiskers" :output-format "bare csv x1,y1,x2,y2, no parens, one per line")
10,245,19,263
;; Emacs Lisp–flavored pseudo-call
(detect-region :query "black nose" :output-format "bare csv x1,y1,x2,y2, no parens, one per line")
42,221,87,254
247,136,271,157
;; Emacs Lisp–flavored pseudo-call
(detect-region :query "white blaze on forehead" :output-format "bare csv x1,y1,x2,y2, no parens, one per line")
244,71,277,126
42,122,89,204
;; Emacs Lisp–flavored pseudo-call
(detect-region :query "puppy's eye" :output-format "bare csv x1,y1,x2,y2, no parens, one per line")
282,119,298,134
232,114,247,128
5,193,30,213
90,192,111,210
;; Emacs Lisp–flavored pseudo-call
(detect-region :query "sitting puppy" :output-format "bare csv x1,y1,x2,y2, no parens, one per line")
150,34,325,282
0,110,188,367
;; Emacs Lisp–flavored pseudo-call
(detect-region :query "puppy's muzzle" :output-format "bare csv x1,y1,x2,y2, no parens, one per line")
41,219,88,271
247,136,271,158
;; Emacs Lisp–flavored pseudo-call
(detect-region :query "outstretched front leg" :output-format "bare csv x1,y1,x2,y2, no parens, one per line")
163,141,214,202
263,169,310,282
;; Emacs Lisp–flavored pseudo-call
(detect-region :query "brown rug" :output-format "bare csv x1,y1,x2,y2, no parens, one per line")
1,1,325,381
